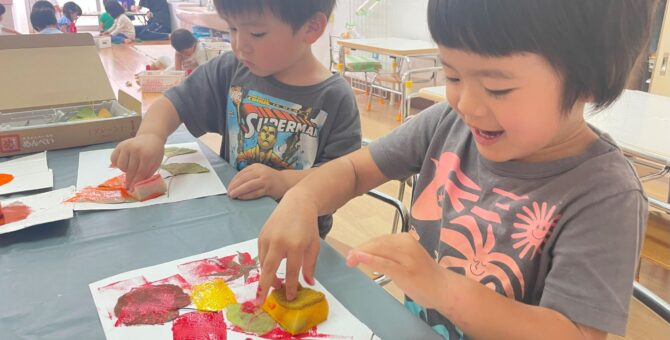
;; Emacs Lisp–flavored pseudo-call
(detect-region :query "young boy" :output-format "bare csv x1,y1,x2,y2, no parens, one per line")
256,0,654,339
30,7,61,34
111,0,361,238
170,29,208,72
0,4,20,34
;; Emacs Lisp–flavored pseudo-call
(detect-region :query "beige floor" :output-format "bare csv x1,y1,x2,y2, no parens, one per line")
100,45,669,339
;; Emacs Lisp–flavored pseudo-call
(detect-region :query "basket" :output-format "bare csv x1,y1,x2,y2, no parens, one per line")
137,70,186,93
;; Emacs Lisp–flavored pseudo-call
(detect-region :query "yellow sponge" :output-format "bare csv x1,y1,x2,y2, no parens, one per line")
262,285,329,335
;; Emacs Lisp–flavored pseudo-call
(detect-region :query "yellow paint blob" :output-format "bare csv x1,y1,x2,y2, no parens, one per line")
190,279,237,311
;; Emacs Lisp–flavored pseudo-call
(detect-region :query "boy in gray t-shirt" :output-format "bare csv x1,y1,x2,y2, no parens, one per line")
111,0,360,237
255,1,653,339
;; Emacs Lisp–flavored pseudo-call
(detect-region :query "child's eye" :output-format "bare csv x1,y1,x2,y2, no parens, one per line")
445,77,460,83
486,88,514,98
251,32,267,38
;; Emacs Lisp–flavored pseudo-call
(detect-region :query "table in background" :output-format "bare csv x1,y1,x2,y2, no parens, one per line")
0,128,438,339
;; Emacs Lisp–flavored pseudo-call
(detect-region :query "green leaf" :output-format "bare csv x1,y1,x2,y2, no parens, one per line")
226,303,276,335
160,163,210,176
68,107,98,121
164,147,198,158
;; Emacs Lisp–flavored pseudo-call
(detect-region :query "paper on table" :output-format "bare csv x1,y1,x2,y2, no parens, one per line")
0,152,54,196
0,186,74,235
73,142,227,211
90,239,375,340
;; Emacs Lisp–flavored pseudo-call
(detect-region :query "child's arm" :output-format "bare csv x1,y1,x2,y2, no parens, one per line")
59,24,68,33
174,52,183,71
111,95,183,189
347,234,607,340
256,148,389,300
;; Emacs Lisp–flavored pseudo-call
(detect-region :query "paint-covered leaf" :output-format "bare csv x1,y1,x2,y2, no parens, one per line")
164,147,197,158
114,284,190,326
161,163,210,176
226,303,276,335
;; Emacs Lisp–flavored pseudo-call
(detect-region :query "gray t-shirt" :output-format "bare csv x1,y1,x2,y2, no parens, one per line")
369,102,647,338
165,52,362,236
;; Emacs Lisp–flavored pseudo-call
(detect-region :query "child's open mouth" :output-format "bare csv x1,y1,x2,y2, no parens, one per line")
472,127,505,145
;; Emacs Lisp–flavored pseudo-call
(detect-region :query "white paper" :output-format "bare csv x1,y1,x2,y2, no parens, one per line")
90,239,375,340
0,152,54,195
0,186,75,235
73,143,227,211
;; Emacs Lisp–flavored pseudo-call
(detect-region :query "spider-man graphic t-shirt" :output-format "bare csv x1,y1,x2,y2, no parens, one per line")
369,102,647,339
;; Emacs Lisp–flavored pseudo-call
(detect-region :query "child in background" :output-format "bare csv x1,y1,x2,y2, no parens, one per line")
99,12,114,32
256,0,654,339
170,29,208,72
111,0,361,239
0,4,21,35
102,1,135,44
31,0,55,13
30,7,61,34
57,2,82,33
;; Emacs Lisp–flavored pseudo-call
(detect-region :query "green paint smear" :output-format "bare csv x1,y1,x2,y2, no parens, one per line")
226,303,276,335
161,163,210,176
164,147,198,158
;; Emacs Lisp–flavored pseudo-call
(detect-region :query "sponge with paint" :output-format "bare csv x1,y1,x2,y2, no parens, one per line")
262,285,329,335
131,174,167,201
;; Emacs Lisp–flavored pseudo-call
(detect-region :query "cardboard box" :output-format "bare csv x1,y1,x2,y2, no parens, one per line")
0,34,142,157
94,36,112,49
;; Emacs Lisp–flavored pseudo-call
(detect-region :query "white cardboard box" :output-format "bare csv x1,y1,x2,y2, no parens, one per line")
94,36,111,49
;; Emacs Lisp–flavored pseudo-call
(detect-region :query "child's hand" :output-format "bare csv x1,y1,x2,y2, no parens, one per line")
346,233,447,310
228,164,288,200
256,193,320,304
110,134,165,189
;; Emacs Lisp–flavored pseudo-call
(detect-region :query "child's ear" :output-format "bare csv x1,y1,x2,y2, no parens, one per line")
302,12,328,44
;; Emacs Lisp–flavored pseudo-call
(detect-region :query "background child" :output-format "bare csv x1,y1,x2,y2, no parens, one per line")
103,1,135,44
30,7,61,34
57,2,82,33
0,4,21,35
132,0,171,41
170,29,207,72
99,11,114,32
256,0,654,339
111,0,360,239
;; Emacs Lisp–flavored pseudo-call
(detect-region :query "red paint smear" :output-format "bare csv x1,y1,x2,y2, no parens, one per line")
151,274,192,292
0,173,14,187
178,255,236,284
229,326,352,340
172,311,227,340
239,252,255,266
0,202,32,226
241,301,257,314
246,272,260,284
66,174,135,203
114,284,191,326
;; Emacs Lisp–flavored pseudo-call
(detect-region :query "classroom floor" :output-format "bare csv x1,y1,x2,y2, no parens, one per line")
101,43,670,339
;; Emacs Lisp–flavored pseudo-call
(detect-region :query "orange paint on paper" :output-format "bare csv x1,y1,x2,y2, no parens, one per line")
0,202,32,226
0,173,14,187
190,279,238,311
66,174,136,204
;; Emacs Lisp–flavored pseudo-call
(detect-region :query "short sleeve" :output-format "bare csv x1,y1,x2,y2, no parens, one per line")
314,83,362,164
368,103,453,180
164,53,237,138
540,190,647,335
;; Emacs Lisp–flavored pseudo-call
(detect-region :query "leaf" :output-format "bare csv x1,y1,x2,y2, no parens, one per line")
226,303,276,335
160,163,210,176
164,147,197,158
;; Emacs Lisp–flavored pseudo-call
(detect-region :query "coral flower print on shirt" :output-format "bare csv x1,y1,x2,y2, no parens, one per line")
512,202,560,260
439,215,525,299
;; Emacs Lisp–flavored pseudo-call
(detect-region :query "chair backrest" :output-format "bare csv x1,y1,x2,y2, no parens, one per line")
328,35,342,72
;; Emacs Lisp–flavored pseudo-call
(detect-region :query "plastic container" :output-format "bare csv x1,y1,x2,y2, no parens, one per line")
136,70,186,93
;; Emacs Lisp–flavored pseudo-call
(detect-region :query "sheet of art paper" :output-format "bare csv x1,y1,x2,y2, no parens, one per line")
90,239,375,340
0,152,53,195
72,143,226,211
0,186,74,235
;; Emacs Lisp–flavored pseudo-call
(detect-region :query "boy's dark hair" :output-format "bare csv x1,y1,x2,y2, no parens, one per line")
31,7,58,31
171,29,198,52
63,2,83,20
214,0,336,31
104,1,126,19
32,0,56,13
427,0,656,112
0,4,5,16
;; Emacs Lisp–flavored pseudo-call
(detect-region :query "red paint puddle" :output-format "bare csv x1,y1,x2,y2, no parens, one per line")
229,326,352,340
172,311,227,340
114,284,191,326
0,173,14,187
0,202,32,226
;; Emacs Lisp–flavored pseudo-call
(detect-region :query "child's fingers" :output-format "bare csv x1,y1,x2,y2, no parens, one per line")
116,150,130,173
301,242,319,286
347,250,401,277
256,246,283,306
110,147,121,167
229,178,263,199
284,250,304,301
236,188,266,200
124,156,140,189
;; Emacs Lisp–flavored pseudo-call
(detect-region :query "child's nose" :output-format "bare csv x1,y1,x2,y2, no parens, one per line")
455,86,485,119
